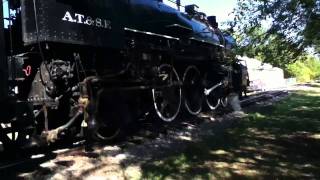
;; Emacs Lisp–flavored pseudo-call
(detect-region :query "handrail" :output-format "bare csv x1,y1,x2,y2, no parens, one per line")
164,0,184,10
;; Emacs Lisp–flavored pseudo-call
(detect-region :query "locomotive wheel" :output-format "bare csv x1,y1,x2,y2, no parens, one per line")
94,92,130,141
182,66,203,115
95,121,121,141
0,104,35,152
220,96,229,108
0,122,35,153
152,64,182,122
204,74,221,110
0,125,14,152
206,92,221,110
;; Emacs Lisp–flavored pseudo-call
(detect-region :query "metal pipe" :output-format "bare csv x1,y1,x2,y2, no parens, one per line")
44,110,83,144
0,0,8,102
176,0,181,11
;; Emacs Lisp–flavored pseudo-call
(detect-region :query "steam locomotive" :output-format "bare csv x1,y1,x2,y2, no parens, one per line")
0,0,239,152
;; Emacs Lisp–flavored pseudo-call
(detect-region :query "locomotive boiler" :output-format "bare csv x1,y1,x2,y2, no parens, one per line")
0,0,237,152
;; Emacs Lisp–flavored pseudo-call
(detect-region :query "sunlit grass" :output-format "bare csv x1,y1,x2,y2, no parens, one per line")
140,89,320,179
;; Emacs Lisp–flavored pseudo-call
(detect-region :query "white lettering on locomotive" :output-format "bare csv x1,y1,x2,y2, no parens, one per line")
62,11,76,22
62,11,112,29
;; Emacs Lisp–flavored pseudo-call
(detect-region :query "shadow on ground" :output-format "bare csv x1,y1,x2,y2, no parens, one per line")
2,90,319,179
139,90,320,179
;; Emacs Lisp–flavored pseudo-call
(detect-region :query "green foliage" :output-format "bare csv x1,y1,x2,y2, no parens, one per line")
287,61,313,82
286,56,320,82
230,0,320,65
234,27,307,68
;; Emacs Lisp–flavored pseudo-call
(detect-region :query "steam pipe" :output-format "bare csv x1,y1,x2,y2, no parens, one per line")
44,109,83,144
176,0,180,11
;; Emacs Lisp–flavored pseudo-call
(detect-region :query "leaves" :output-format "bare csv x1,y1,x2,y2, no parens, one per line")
287,56,320,82
228,0,320,66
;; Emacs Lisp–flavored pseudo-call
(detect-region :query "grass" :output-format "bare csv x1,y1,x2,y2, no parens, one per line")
140,90,320,179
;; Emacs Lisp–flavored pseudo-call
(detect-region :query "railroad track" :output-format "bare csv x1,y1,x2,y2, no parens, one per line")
240,90,288,107
0,90,288,175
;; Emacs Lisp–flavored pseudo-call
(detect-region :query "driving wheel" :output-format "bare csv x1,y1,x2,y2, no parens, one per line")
94,92,130,141
204,74,221,110
183,66,203,115
220,96,228,108
152,64,182,122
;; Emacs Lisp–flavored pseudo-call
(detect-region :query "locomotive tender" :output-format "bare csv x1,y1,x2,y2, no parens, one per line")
0,0,237,151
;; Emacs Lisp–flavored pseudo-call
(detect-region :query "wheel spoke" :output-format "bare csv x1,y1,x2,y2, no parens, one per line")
183,66,203,115
204,73,222,110
152,64,181,122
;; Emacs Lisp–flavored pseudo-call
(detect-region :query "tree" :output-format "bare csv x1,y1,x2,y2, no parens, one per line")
233,27,307,68
287,56,320,82
230,0,320,65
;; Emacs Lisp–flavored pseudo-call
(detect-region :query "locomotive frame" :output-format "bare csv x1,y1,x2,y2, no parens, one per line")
0,0,241,152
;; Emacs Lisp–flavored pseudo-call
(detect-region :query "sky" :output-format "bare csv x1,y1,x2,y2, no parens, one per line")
164,0,237,24
2,0,8,17
2,0,9,27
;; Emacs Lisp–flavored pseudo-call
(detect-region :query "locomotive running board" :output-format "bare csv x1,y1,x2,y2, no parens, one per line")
83,77,182,92
94,83,183,92
124,27,179,40
166,24,193,35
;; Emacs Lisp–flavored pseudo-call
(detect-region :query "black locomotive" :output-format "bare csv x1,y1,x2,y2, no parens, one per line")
0,0,239,151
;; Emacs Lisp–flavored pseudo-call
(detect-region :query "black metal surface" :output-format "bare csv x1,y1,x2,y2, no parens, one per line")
0,0,243,154
19,0,233,49
0,0,8,101
7,56,25,81
21,0,126,48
